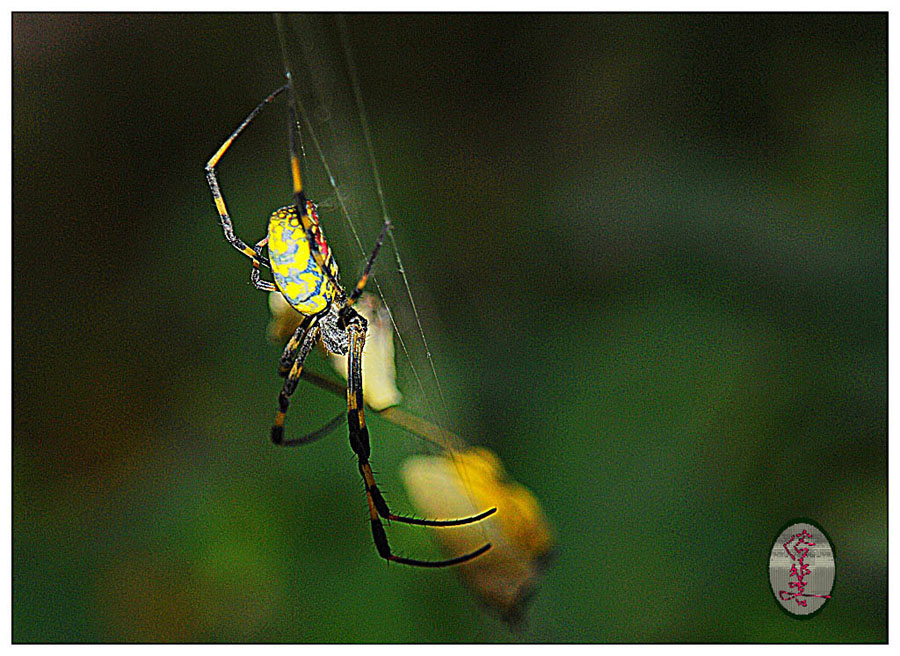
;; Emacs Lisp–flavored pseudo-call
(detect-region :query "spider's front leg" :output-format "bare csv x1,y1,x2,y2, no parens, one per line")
205,84,287,267
343,317,496,568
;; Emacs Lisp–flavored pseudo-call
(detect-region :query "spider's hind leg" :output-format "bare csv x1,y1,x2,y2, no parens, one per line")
271,320,320,446
278,315,316,377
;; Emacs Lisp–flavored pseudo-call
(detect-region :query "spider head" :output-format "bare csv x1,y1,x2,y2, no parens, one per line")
319,303,367,356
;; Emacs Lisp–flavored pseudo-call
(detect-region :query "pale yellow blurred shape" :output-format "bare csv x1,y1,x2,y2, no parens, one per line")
401,447,554,626
326,293,402,411
267,291,301,343
266,291,402,411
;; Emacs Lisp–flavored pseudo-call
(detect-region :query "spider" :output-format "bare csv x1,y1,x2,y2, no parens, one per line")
205,81,496,568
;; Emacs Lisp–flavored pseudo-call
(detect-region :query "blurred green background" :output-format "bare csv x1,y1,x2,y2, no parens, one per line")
13,12,886,643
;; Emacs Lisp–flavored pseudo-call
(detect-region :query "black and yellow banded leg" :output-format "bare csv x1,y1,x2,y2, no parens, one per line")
344,326,495,568
278,315,316,377
271,323,321,446
347,216,392,306
282,86,343,294
250,237,277,292
205,84,289,265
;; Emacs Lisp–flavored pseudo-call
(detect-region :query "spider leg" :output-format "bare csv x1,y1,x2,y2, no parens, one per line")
271,321,322,446
290,411,346,447
272,314,343,445
346,216,391,306
205,85,289,268
250,237,277,292
282,82,344,295
278,315,316,377
345,325,494,567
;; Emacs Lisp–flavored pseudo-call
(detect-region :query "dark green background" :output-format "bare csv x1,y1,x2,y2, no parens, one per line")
13,13,886,642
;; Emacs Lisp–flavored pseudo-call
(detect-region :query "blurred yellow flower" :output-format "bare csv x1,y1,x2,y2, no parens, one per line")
401,447,555,628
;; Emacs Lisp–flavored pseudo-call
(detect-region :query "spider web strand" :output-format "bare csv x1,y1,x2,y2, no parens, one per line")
336,14,452,423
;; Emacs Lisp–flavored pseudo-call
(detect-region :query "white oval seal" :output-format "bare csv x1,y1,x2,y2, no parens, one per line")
769,519,835,618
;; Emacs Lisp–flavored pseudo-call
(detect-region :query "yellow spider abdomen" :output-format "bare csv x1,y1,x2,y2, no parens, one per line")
268,204,338,315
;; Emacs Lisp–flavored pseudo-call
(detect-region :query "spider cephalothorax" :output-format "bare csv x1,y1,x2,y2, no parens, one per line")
321,302,366,356
205,81,495,568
